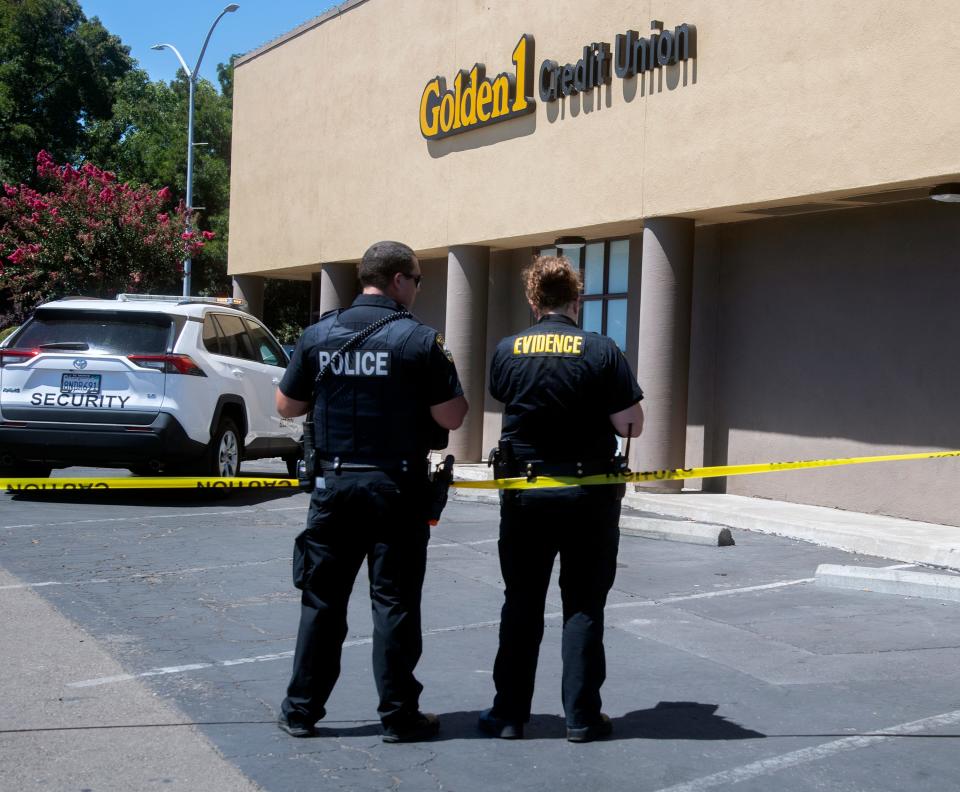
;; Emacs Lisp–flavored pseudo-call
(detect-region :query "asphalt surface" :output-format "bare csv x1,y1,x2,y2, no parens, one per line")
3,462,960,791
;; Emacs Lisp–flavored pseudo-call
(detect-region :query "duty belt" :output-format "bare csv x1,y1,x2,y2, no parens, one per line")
317,457,427,475
499,458,629,481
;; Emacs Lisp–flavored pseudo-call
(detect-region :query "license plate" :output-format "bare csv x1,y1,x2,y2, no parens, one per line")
60,373,101,394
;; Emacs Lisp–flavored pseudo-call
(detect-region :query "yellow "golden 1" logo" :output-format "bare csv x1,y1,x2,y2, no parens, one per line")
419,35,535,140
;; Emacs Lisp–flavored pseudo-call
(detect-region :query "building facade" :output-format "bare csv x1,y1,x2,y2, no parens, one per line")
228,0,960,525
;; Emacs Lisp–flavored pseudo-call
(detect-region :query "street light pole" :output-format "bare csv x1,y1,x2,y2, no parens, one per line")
152,4,239,297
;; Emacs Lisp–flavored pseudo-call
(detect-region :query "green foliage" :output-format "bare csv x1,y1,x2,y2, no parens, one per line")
0,151,206,325
0,0,133,183
85,60,239,297
263,279,310,342
0,0,254,316
0,325,17,343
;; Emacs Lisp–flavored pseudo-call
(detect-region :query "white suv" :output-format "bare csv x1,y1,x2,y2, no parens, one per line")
0,294,302,478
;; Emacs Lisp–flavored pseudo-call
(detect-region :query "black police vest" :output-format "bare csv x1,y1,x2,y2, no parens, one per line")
311,311,429,463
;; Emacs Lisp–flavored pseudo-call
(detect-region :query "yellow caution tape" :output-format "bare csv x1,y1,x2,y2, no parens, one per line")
1,476,297,491
2,450,958,492
449,450,960,490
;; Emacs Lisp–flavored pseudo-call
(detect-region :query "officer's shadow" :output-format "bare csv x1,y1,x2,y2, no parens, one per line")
311,702,765,741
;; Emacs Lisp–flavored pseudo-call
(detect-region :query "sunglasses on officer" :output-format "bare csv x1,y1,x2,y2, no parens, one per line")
401,272,423,289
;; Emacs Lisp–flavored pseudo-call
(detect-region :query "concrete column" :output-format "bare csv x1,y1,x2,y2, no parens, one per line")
309,272,322,324
634,218,695,490
232,275,265,319
318,262,358,315
445,245,490,462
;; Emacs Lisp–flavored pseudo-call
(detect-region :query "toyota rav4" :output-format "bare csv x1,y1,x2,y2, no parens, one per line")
0,294,302,478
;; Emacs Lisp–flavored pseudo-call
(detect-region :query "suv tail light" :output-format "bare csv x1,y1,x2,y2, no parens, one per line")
128,354,207,376
0,348,39,367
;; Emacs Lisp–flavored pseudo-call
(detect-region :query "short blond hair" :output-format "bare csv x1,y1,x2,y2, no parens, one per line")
523,255,582,311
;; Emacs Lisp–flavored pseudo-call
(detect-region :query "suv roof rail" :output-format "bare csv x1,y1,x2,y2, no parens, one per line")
116,294,248,310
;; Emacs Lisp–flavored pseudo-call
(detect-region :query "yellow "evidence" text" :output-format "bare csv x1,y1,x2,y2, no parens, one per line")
513,334,583,355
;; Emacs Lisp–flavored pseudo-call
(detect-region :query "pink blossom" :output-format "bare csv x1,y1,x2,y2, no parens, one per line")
157,186,171,202
181,231,194,240
201,230,215,240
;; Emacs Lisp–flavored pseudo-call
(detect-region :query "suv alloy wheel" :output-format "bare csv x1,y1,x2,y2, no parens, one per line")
208,417,241,477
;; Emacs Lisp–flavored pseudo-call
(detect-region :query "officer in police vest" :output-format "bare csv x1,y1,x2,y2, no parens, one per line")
276,240,467,742
479,254,643,742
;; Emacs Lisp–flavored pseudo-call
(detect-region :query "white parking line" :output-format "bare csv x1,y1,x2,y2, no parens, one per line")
1,504,303,532
67,620,502,688
650,707,960,792
428,538,498,549
0,558,289,591
64,576,830,688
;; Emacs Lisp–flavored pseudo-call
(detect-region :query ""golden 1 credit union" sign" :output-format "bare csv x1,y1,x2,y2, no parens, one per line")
419,35,535,141
419,24,696,141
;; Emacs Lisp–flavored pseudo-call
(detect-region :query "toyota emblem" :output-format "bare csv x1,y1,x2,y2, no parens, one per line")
73,359,88,370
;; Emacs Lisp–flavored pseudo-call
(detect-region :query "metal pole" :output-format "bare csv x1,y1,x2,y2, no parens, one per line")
183,76,196,297
152,5,239,299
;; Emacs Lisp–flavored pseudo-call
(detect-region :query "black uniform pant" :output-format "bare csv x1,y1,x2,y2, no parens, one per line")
281,470,429,727
491,484,622,728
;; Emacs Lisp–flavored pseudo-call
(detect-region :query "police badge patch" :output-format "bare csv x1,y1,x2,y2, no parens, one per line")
436,333,454,362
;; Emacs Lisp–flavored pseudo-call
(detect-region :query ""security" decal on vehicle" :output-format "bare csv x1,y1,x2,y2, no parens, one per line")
30,393,131,408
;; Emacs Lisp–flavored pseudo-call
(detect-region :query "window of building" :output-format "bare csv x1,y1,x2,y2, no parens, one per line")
538,238,630,351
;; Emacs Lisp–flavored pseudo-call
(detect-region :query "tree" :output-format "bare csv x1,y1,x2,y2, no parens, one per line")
0,151,209,326
85,59,238,296
0,0,133,184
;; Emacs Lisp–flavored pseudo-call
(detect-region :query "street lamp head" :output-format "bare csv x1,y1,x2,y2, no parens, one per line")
150,44,166,51
225,4,240,12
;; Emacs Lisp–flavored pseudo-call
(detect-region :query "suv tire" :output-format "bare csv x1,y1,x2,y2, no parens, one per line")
284,454,301,478
0,462,52,479
206,417,242,477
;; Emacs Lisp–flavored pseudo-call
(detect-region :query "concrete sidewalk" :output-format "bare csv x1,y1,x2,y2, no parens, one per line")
451,463,960,570
0,567,261,792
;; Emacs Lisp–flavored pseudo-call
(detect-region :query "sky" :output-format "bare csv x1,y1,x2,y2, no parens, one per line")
78,0,342,87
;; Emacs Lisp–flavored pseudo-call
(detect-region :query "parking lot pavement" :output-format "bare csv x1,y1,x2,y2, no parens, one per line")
3,466,960,791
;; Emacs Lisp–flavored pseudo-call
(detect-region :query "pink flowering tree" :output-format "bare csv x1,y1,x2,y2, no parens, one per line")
0,151,214,326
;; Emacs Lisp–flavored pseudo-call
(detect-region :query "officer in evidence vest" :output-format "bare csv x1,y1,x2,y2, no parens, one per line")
276,240,467,742
479,254,643,743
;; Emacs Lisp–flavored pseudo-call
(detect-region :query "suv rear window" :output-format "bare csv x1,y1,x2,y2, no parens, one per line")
14,309,176,355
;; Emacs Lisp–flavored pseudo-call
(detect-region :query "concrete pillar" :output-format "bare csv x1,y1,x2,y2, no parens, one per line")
445,245,490,462
309,272,322,324
633,218,695,490
232,275,265,319
318,262,358,315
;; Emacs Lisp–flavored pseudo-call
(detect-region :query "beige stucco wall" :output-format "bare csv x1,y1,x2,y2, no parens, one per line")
230,0,960,276
684,200,960,526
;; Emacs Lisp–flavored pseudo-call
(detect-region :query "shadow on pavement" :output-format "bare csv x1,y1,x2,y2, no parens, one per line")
613,701,766,740
304,704,766,742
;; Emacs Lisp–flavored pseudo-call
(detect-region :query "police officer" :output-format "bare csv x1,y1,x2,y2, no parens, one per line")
276,240,467,742
479,254,643,742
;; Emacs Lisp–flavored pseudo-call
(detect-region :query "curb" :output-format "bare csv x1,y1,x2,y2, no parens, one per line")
450,483,735,547
620,492,960,571
619,515,735,546
451,487,498,505
815,564,960,602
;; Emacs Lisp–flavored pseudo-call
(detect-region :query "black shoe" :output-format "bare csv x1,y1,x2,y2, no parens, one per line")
382,712,440,743
478,707,524,739
566,713,613,743
277,715,317,738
